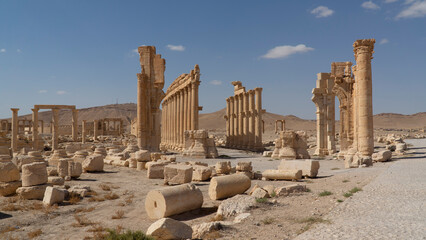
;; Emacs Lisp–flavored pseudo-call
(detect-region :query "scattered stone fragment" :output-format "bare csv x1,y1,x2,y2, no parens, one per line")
216,194,256,218
192,166,212,181
21,162,48,187
16,184,48,200
146,218,192,240
82,154,104,172
278,160,320,178
164,164,193,185
372,150,392,162
262,169,302,181
192,222,223,239
43,186,65,205
209,174,251,200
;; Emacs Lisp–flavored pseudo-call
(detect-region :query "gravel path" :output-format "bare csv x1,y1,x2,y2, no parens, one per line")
296,139,426,240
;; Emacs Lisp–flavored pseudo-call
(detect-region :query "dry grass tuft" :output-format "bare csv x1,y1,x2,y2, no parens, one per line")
27,229,42,239
261,217,275,225
72,214,95,227
104,192,119,200
0,226,17,234
76,207,95,213
210,214,224,222
88,196,105,202
111,210,125,219
68,194,82,205
99,184,111,191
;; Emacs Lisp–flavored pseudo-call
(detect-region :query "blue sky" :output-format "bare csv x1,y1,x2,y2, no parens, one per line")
0,0,425,119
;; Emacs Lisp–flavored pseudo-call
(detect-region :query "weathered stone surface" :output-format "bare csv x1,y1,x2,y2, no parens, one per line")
151,152,162,161
216,194,256,217
48,176,65,186
192,166,212,181
68,161,82,178
47,166,58,176
262,169,302,180
251,188,269,199
278,160,320,178
16,184,48,200
22,162,47,187
183,130,219,158
147,162,167,179
43,186,65,205
192,222,222,239
69,185,91,197
234,212,251,223
145,184,203,219
0,181,21,196
215,161,231,175
161,155,176,162
209,174,251,200
262,185,276,196
58,159,70,178
164,164,193,185
12,155,35,171
372,150,392,162
82,155,104,172
146,218,192,240
236,161,252,172
274,184,306,196
135,150,151,162
272,131,311,160
128,158,137,168
0,161,20,182
137,161,146,170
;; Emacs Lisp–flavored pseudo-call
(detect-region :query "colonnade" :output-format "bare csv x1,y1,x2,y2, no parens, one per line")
275,120,285,134
160,65,201,151
225,81,264,151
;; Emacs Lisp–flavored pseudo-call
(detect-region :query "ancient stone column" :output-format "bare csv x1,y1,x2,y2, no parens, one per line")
229,96,235,147
32,108,39,150
242,92,249,149
72,109,78,141
233,95,239,148
11,108,19,152
326,78,336,154
353,39,375,156
183,87,188,136
248,90,255,149
225,98,230,147
191,82,199,130
82,120,86,144
254,88,263,150
40,120,44,134
238,94,244,149
52,109,59,150
93,120,98,140
179,90,184,148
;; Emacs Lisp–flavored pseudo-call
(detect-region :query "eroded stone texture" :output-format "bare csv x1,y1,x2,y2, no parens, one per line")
262,169,302,181
278,160,320,178
208,174,251,200
146,218,193,240
163,164,193,185
21,162,48,187
182,130,218,158
271,131,310,160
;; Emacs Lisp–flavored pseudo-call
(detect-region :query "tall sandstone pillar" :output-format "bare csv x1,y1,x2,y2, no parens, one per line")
82,120,86,144
254,87,263,150
136,46,165,151
11,108,19,152
353,39,375,156
72,109,78,141
52,109,59,150
32,108,39,150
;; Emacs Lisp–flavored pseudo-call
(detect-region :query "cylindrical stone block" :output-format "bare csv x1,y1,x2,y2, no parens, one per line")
145,183,203,219
208,174,251,200
262,169,302,180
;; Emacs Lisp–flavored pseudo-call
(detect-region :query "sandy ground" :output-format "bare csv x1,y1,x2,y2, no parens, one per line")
0,144,408,240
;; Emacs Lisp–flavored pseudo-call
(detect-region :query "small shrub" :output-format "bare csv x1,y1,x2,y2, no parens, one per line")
261,217,275,225
255,198,268,203
270,192,277,198
27,229,42,239
349,187,362,194
69,194,81,205
297,217,330,224
305,188,312,192
103,229,154,240
337,199,343,203
112,210,125,219
343,192,353,198
104,192,119,200
72,215,95,227
342,180,349,183
319,191,332,197
88,196,105,202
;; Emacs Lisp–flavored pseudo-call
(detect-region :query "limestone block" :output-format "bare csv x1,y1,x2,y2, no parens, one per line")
192,222,222,239
192,166,212,181
262,185,276,196
68,185,90,197
208,174,251,200
22,162,48,187
215,161,231,175
12,155,35,171
137,161,146,170
58,159,70,178
48,176,65,186
164,165,193,185
135,150,151,162
262,169,302,181
129,158,137,168
68,161,82,178
145,183,203,219
161,155,177,162
47,166,58,176
151,152,162,161
49,149,68,166
147,162,167,179
216,194,256,217
251,188,269,199
372,150,392,162
236,162,252,172
16,184,48,200
0,181,21,196
111,160,129,167
274,184,306,196
146,218,193,240
82,155,104,172
386,144,396,151
278,160,320,178
0,161,20,182
43,186,65,206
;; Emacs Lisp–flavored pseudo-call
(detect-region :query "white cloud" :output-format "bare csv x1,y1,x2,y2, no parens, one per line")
38,90,48,94
261,44,314,59
0,49,5,53
397,0,426,18
379,38,390,44
166,44,185,51
362,1,381,10
311,6,334,18
384,0,398,3
56,90,66,95
209,80,222,86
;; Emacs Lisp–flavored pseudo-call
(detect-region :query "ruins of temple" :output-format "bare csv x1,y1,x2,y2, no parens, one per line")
224,81,264,151
136,46,165,152
312,39,375,167
160,65,201,151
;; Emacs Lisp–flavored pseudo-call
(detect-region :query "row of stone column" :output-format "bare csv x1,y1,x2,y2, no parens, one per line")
161,81,200,151
225,87,263,151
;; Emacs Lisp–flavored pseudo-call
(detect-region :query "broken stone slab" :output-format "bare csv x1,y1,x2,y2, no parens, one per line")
278,160,320,178
215,161,232,175
216,194,256,218
208,174,251,200
22,162,48,187
48,176,65,186
0,181,21,196
135,150,151,162
11,155,35,171
68,185,91,197
262,169,302,181
146,162,167,179
251,188,269,199
234,212,251,223
43,186,65,206
236,161,252,172
161,155,177,162
372,150,392,162
262,185,276,196
82,154,104,172
16,184,48,200
145,183,203,219
146,218,192,240
164,164,193,185
0,161,20,183
192,221,223,239
192,166,212,181
111,159,129,167
47,166,58,176
58,158,71,178
68,161,82,178
274,184,306,196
